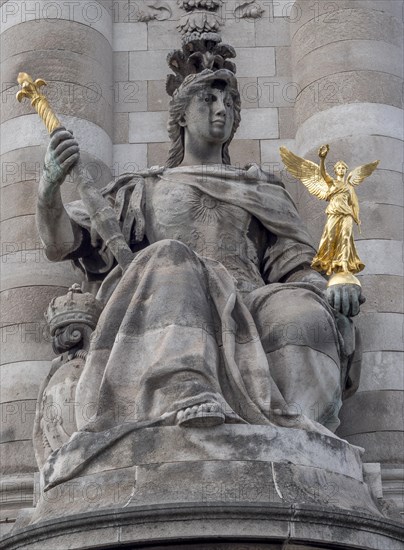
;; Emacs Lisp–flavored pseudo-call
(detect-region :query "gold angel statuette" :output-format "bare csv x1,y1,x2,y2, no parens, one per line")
280,144,379,287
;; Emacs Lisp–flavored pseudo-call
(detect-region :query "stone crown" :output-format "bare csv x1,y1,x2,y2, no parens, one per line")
45,284,103,334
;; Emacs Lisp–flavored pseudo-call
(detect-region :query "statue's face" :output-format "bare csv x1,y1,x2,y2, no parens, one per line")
335,163,347,177
182,82,235,145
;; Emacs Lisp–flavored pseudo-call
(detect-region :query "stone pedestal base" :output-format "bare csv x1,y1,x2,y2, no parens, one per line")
2,425,403,549
2,502,403,550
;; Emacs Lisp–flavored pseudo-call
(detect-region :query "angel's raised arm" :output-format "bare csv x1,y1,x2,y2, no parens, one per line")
279,146,329,201
318,144,333,185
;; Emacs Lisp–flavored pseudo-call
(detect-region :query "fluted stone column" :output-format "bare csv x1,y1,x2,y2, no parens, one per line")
289,0,403,511
0,0,113,531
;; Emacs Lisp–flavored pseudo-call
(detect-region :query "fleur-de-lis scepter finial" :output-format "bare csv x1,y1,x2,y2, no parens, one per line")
16,72,61,134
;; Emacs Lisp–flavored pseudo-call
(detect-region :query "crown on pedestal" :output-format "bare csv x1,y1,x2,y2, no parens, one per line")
166,0,237,96
45,284,103,335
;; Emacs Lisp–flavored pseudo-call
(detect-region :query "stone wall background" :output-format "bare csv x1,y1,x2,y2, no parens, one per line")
0,0,403,531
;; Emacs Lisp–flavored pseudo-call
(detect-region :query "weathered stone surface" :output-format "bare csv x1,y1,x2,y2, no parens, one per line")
345,432,404,464
359,352,404,392
338,391,404,436
130,50,171,80
0,441,36,474
113,80,147,113
113,112,129,144
356,241,403,277
147,142,170,167
363,462,383,500
113,51,129,82
238,77,259,109
113,22,147,51
148,19,181,49
258,77,300,108
0,362,51,403
272,0,300,18
293,41,403,91
279,107,295,139
292,9,402,64
355,312,403,352
275,46,292,77
129,111,168,142
0,400,37,443
0,20,112,65
359,276,403,314
234,47,276,77
295,71,403,127
113,144,148,174
1,180,40,222
121,0,179,22
3,504,404,550
255,16,291,46
147,80,170,112
0,0,113,43
222,17,256,47
358,170,404,207
228,139,261,168
41,425,365,489
0,473,34,517
32,425,370,524
295,104,403,155
5,424,400,548
1,216,39,254
236,108,278,139
1,180,39,223
0,322,56,366
0,255,81,294
0,147,45,188
381,466,404,514
291,0,404,38
1,287,68,327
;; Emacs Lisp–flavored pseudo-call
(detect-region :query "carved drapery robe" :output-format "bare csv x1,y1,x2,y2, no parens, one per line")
44,165,360,488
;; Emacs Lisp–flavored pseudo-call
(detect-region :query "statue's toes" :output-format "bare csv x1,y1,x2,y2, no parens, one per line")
176,402,225,428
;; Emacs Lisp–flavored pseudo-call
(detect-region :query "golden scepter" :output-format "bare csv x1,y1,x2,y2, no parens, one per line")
16,72,134,270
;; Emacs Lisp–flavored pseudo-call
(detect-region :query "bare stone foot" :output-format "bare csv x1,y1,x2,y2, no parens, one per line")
176,402,225,428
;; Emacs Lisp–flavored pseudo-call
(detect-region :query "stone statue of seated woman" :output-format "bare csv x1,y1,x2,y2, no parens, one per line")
35,67,363,489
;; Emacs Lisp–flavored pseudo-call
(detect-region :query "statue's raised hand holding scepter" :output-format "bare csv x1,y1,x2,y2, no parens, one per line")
16,72,134,271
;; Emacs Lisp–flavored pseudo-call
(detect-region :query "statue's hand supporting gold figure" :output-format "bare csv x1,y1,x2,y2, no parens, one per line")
280,144,379,316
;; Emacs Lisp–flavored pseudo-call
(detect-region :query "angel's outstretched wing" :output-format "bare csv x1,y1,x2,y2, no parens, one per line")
279,146,330,200
347,161,379,187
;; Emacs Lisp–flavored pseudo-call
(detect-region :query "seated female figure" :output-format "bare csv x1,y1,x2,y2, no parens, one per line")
37,69,362,438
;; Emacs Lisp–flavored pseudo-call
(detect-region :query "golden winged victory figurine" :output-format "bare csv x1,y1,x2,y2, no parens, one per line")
280,144,379,287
